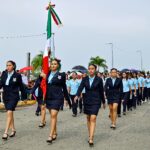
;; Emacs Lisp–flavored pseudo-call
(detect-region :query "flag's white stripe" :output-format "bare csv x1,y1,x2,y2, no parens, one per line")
43,38,51,57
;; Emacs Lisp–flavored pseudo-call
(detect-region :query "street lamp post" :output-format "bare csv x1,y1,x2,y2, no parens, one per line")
107,43,114,68
136,50,143,71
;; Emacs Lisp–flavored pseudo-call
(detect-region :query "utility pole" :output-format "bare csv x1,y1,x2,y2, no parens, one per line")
107,43,114,68
136,50,143,71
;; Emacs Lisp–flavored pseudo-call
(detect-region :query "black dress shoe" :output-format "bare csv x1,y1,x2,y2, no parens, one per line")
2,133,8,140
9,131,16,138
110,124,116,130
35,112,40,116
39,122,46,128
118,114,121,117
72,114,77,117
46,136,53,144
123,112,126,115
88,140,94,147
52,134,57,141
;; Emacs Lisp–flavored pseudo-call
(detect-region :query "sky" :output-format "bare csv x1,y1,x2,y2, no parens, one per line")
0,0,150,72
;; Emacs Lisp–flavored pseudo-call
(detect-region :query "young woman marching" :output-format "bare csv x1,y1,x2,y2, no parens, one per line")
74,64,105,147
40,58,71,144
105,68,123,129
133,73,139,109
128,73,136,111
121,72,130,115
146,75,150,100
0,60,26,140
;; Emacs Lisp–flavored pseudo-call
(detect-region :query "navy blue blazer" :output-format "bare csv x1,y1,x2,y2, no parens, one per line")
38,71,71,108
104,77,123,100
76,76,105,105
0,71,26,101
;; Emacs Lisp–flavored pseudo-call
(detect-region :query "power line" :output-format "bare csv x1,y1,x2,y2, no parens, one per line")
0,33,46,39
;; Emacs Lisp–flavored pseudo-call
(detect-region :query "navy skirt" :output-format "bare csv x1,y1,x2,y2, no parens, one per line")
3,99,18,111
46,99,63,111
107,99,119,105
84,104,101,116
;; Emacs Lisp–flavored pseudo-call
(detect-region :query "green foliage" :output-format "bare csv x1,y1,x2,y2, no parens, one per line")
31,51,43,76
89,56,108,71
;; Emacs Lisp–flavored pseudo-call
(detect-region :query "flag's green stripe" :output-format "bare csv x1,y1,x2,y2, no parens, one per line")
47,9,52,39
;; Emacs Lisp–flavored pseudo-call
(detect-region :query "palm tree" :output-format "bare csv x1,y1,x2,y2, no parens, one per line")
89,56,108,71
31,51,43,77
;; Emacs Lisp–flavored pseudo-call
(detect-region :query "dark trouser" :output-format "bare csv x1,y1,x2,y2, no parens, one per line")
70,95,78,115
36,104,41,113
147,88,150,100
143,87,148,101
137,88,142,105
117,99,121,115
0,93,1,102
127,90,134,110
78,97,83,112
132,90,138,109
122,92,130,112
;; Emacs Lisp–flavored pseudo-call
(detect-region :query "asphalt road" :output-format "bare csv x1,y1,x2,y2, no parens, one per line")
0,102,150,150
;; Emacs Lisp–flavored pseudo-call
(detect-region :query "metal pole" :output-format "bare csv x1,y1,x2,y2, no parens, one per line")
137,50,143,71
111,43,114,68
107,43,114,68
52,33,55,58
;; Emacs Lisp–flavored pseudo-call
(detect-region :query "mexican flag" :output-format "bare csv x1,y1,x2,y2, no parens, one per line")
40,2,62,99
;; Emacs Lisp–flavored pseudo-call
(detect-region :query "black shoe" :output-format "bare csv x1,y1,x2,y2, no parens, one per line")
118,114,121,117
123,112,126,115
110,124,116,130
46,136,53,144
88,140,94,147
39,122,46,128
9,131,16,138
52,134,57,141
35,112,40,116
79,110,82,114
2,133,8,140
72,114,77,117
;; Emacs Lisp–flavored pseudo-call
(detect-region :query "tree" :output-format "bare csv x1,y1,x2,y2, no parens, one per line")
89,56,108,71
31,52,43,77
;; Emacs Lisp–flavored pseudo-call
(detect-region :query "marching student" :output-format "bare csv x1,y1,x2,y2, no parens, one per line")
133,73,139,109
128,73,136,111
75,64,105,146
117,72,122,117
143,74,148,102
138,72,144,105
105,68,123,129
0,60,26,140
40,58,71,144
121,72,130,115
146,74,150,100
68,72,80,117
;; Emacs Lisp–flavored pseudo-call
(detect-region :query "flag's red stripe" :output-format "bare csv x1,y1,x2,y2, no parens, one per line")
40,55,49,98
51,11,59,25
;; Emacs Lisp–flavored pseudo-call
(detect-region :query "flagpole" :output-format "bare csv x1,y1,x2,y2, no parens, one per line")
52,33,55,58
